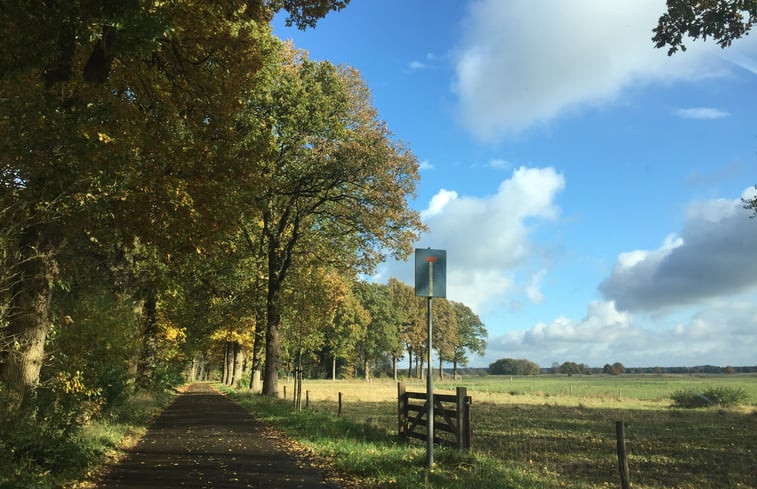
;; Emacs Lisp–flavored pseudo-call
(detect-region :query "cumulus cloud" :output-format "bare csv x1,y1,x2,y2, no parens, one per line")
421,189,458,218
674,107,730,119
381,166,564,312
453,0,739,140
600,187,757,311
486,297,757,367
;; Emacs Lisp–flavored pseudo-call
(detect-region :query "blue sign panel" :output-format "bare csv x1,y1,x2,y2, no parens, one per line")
414,249,446,298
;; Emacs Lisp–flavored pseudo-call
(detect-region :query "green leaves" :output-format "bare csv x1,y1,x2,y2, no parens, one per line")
653,0,757,55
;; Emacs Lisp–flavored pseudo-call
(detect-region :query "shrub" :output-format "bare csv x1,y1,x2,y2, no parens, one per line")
702,386,749,407
670,386,749,408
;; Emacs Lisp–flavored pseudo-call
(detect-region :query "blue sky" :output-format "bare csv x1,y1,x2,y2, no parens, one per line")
273,0,757,368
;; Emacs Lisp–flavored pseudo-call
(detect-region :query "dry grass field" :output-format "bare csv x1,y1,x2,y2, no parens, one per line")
272,374,757,489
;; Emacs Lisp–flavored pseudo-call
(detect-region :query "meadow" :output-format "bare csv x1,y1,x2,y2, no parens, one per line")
227,373,757,489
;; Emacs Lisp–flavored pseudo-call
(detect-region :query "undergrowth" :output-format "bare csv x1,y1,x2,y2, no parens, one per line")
670,386,749,408
0,384,175,489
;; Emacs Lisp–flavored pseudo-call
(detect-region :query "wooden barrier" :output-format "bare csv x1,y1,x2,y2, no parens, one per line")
397,382,472,450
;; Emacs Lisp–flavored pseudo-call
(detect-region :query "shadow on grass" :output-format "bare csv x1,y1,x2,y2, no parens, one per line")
222,386,554,489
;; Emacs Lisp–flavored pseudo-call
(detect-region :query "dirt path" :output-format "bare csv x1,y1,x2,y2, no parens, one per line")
97,383,335,489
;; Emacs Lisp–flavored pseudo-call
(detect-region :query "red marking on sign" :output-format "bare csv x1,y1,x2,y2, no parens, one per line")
425,256,437,263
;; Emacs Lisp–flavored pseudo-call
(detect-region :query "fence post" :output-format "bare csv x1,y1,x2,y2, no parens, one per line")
283,385,287,400
338,392,343,416
456,387,467,449
398,382,407,439
464,394,472,450
616,421,631,489
306,390,309,408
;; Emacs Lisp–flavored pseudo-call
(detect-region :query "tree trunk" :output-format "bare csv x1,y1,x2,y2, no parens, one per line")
249,305,265,391
250,369,262,392
439,356,444,380
262,280,282,395
232,342,244,386
0,234,56,393
189,357,198,382
453,358,458,379
226,342,236,385
332,355,337,381
392,354,398,381
222,342,230,385
363,357,370,381
418,351,424,379
407,348,412,378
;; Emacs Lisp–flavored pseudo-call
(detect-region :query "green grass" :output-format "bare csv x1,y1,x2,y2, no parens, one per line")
223,384,552,489
435,373,757,406
225,374,757,489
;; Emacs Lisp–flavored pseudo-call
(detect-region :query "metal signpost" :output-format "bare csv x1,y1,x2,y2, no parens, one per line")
414,248,446,467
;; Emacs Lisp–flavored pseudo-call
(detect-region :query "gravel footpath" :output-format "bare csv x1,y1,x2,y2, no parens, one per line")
97,383,335,489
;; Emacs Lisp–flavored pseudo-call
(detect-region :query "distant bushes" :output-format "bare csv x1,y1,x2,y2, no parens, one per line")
670,386,749,408
489,358,540,375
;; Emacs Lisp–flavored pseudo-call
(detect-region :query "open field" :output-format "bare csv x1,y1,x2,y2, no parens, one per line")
258,374,757,489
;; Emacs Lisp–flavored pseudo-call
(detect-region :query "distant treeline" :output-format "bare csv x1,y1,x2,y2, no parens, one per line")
445,365,757,377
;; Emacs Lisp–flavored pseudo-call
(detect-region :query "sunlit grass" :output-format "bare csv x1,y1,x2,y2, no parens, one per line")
227,374,757,489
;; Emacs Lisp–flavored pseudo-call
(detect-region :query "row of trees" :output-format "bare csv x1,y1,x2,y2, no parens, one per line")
488,359,756,376
0,0,436,413
216,278,488,387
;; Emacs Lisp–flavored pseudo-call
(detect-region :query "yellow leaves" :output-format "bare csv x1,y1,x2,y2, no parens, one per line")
80,130,115,144
55,370,100,397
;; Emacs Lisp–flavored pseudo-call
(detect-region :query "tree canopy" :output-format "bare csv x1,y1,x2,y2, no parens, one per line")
653,0,757,55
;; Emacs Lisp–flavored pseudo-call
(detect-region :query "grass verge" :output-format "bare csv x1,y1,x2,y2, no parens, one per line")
0,388,176,489
223,377,757,489
222,384,559,489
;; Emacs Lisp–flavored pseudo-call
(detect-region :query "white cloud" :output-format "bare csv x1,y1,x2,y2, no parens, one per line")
409,53,437,72
486,297,757,367
396,166,564,312
525,269,547,304
453,0,742,140
419,160,434,171
421,189,457,218
488,158,512,170
600,188,757,311
674,107,730,119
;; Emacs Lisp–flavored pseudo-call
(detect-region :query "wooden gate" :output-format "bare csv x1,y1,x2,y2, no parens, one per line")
397,382,472,450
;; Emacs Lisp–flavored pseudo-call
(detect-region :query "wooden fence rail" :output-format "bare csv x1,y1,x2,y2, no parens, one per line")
397,382,472,450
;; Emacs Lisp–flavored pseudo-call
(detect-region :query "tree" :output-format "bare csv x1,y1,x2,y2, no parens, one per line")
387,278,420,378
603,362,626,375
489,358,539,376
246,48,423,395
0,1,271,393
653,0,757,55
450,301,487,378
0,0,353,395
558,361,588,375
326,282,369,380
353,282,396,381
431,298,457,380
